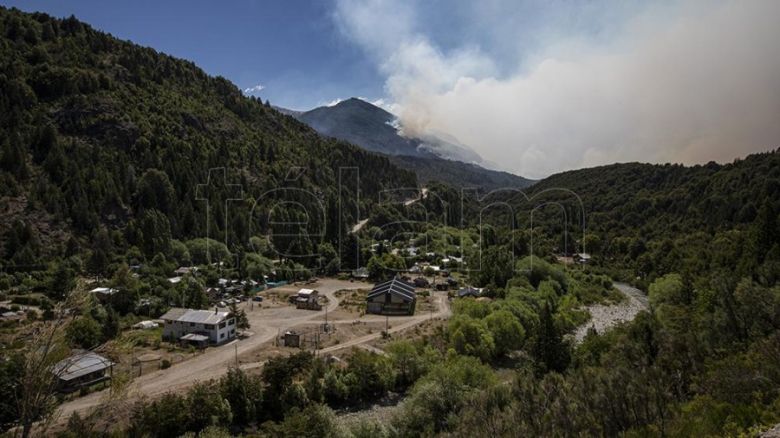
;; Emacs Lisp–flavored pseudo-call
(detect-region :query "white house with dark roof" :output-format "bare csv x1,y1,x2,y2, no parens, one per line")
159,307,236,345
366,277,416,315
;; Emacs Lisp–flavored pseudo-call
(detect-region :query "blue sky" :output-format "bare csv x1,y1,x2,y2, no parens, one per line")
0,0,385,110
0,0,641,111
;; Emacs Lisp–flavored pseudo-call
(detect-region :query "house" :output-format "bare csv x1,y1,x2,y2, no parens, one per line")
575,253,592,264
351,267,369,280
89,287,119,296
1,311,23,321
167,276,182,284
295,289,321,310
457,287,481,298
241,279,262,292
52,352,114,393
366,277,416,315
159,307,236,345
174,266,198,276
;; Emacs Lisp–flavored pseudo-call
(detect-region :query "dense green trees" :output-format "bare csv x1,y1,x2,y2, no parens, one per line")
366,253,406,280
0,5,415,283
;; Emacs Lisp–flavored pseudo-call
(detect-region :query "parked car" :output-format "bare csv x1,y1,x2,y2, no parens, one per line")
252,296,263,302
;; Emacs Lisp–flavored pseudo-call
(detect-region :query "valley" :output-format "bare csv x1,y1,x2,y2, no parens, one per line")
0,5,779,438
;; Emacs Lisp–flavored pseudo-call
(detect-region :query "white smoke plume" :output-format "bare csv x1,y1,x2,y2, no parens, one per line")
334,0,780,178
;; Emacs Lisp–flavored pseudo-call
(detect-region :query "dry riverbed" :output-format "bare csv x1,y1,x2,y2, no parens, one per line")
574,282,650,342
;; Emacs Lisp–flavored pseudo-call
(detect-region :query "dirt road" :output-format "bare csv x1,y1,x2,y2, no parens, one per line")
351,188,428,234
574,282,650,342
54,279,371,421
318,291,450,355
55,279,451,421
239,290,451,371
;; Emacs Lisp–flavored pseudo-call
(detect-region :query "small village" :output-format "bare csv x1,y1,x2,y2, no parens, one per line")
35,245,495,408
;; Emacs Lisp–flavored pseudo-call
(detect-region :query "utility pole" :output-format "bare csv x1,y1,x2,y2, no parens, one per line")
234,343,238,368
385,314,389,334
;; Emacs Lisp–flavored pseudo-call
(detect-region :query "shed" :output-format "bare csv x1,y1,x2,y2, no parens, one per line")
366,277,416,315
284,331,301,348
52,352,114,393
457,287,481,298
296,289,321,310
351,267,369,279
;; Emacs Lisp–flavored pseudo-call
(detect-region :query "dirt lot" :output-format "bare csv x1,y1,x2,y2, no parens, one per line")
99,327,199,379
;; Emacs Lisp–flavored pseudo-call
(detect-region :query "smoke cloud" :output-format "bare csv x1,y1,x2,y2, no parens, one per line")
335,0,780,178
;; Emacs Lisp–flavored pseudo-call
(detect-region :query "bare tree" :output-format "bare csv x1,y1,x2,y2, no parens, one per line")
12,291,87,437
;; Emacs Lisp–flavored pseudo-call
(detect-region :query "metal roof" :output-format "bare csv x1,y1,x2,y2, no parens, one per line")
89,287,118,295
52,352,114,381
367,277,416,302
159,308,230,325
457,287,480,298
298,288,317,296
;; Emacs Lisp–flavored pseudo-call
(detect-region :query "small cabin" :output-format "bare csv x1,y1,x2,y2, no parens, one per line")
351,267,369,280
52,352,114,393
296,289,321,310
284,330,301,348
575,253,592,264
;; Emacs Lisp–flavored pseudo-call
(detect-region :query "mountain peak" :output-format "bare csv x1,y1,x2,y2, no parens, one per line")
329,97,391,116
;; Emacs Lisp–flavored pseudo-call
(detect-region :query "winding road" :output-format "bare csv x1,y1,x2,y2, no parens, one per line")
351,188,428,234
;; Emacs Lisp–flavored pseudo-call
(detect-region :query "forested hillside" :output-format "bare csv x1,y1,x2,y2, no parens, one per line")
514,152,780,286
0,6,415,271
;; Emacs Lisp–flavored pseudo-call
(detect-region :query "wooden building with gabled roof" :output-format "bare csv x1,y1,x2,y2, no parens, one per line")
366,277,416,315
